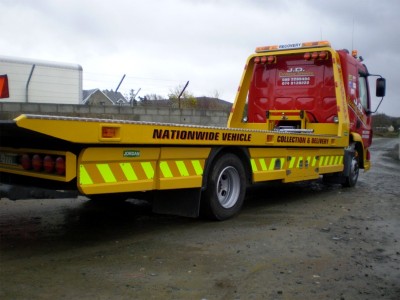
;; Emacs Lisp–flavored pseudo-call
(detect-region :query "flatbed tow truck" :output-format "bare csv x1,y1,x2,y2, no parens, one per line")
0,41,385,220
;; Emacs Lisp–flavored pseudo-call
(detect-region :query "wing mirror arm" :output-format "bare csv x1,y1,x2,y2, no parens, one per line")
368,74,386,114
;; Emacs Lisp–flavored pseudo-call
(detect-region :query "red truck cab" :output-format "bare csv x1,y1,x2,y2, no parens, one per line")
337,49,372,148
246,42,386,158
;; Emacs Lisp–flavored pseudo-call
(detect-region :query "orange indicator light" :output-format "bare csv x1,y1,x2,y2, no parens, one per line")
102,127,117,138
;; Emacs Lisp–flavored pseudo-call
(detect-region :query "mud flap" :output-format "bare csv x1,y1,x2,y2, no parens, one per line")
152,188,201,218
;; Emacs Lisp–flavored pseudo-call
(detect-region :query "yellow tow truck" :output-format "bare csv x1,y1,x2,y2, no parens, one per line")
0,41,386,220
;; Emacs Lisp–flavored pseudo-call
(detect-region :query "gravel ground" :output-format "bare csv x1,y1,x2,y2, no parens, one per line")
0,137,399,300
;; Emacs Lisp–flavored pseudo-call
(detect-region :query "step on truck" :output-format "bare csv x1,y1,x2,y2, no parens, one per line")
0,41,386,220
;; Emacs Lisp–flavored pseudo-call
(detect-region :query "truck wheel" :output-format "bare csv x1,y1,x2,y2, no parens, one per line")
201,153,246,220
342,151,359,187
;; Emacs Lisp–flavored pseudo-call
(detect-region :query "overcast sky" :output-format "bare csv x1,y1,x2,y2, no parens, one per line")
1,0,399,116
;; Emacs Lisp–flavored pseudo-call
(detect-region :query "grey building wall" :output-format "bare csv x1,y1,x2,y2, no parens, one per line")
0,103,229,127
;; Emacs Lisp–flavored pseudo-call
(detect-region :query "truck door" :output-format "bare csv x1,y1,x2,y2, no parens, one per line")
357,72,373,148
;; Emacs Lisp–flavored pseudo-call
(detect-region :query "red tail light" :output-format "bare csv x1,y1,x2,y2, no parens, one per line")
20,154,32,170
55,157,66,175
304,53,311,60
17,152,66,175
305,51,328,60
319,51,328,59
261,56,267,64
254,56,277,64
32,155,43,171
267,56,276,63
43,155,55,173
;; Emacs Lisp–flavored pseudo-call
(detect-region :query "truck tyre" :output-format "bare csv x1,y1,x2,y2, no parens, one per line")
342,149,359,187
201,153,246,220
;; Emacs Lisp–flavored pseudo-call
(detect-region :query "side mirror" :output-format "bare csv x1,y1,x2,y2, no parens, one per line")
0,74,10,99
376,77,386,97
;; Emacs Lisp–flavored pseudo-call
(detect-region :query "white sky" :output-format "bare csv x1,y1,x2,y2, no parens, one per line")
1,0,399,116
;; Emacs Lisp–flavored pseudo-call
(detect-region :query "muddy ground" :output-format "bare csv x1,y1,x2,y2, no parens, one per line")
0,138,399,300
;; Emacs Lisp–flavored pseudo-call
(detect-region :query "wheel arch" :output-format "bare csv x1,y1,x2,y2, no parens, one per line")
349,133,365,169
201,146,252,190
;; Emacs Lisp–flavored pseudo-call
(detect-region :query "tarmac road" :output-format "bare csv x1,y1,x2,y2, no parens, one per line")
0,138,399,300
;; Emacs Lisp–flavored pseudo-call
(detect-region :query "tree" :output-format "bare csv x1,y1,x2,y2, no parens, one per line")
168,84,196,108
143,93,164,100
372,113,400,133
373,113,392,128
168,84,194,100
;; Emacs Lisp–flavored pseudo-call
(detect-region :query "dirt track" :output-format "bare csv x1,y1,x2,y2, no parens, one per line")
0,138,399,299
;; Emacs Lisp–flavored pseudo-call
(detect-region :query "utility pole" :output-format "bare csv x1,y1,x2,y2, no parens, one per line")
115,74,126,92
178,81,189,109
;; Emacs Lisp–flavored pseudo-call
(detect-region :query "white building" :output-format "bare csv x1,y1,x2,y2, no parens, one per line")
0,56,82,104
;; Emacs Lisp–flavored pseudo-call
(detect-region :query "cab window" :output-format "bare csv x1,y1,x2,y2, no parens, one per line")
358,75,369,111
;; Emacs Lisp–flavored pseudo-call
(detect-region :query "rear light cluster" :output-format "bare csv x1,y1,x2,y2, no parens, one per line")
304,51,328,60
20,154,66,175
254,55,277,64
